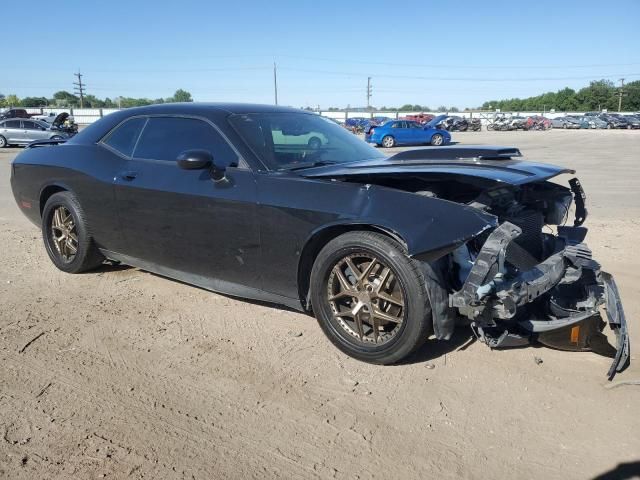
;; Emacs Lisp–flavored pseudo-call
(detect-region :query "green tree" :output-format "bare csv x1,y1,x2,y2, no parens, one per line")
170,89,193,103
52,90,80,107
4,94,20,107
21,97,48,107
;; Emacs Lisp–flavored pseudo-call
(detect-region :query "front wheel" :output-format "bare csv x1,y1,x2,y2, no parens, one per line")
0,135,6,148
42,191,104,273
381,135,395,148
310,231,433,364
307,136,322,149
430,133,444,146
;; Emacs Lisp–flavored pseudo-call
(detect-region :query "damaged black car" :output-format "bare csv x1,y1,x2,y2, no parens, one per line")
10,104,630,379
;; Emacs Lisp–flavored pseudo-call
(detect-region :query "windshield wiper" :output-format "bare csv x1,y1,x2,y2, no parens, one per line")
282,160,340,171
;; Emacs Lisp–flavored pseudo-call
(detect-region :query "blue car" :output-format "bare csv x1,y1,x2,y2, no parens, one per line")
365,116,451,148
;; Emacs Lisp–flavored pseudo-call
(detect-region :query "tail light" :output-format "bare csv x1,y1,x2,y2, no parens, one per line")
369,128,375,135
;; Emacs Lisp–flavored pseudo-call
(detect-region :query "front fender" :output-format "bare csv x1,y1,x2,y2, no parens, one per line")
355,185,497,261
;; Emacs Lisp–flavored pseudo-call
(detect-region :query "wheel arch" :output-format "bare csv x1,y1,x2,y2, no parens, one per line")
297,223,407,311
39,183,69,216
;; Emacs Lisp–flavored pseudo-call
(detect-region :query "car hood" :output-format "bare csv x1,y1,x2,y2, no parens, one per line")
298,152,574,186
52,112,69,125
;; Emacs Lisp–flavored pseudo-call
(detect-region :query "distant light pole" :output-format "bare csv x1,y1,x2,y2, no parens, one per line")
273,62,278,105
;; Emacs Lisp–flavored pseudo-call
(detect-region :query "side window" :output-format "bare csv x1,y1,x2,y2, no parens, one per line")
392,122,402,129
6,120,21,129
133,117,237,165
102,117,147,157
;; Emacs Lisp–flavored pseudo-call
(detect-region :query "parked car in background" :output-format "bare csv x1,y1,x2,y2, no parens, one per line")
524,116,551,130
0,108,32,120
401,113,434,124
32,112,59,123
623,115,640,129
366,117,451,147
551,116,583,129
372,116,393,125
507,116,527,130
580,116,608,129
599,114,629,129
0,119,69,147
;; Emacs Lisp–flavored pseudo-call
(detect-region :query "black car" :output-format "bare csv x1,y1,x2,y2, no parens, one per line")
599,114,629,129
10,103,630,378
623,115,640,129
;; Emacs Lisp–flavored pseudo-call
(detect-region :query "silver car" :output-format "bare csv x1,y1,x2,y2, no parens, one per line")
0,119,68,147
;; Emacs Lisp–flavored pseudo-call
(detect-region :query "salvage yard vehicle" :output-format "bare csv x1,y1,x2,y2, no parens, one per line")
599,114,629,129
0,108,32,120
10,103,629,378
0,118,68,147
581,116,608,129
366,117,451,147
551,116,583,129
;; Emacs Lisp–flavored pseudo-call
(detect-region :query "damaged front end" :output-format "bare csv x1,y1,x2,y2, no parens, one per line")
449,180,630,380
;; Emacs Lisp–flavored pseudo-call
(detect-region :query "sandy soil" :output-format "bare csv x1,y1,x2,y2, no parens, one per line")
0,129,639,479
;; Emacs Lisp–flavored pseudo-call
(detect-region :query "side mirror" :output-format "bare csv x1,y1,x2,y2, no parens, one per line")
177,149,213,170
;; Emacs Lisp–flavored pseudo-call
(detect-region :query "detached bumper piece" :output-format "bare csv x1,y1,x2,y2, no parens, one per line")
450,222,631,380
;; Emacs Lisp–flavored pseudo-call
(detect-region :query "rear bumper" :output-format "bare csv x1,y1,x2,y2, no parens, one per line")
450,222,631,379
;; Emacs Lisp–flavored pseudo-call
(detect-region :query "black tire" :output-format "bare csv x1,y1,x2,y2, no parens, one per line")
41,191,104,273
381,135,395,148
0,135,6,148
487,124,495,131
430,133,444,146
310,231,433,364
307,136,322,149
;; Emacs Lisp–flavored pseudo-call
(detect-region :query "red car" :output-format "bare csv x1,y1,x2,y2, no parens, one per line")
400,113,434,125
525,116,551,130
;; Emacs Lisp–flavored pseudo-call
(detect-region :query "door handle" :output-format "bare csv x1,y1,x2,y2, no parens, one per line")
120,171,138,180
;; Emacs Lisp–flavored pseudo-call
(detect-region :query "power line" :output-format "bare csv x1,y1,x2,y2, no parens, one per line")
73,71,85,108
278,67,640,82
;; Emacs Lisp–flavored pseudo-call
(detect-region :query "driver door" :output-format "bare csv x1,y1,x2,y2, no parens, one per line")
114,116,261,290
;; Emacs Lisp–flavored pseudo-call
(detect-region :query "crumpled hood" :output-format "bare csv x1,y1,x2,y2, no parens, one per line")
299,150,574,185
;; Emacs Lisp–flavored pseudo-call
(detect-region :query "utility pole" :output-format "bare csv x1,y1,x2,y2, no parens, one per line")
73,70,85,108
273,62,278,105
616,78,626,112
366,77,372,110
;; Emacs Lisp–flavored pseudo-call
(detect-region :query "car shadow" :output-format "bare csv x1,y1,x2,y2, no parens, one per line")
399,329,476,365
591,461,640,480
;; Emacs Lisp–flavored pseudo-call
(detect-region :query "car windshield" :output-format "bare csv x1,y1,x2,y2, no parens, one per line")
229,112,385,171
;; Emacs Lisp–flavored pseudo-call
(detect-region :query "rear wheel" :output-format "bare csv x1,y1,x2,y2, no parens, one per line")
42,191,104,273
310,231,433,364
430,133,444,146
381,135,395,148
0,135,6,148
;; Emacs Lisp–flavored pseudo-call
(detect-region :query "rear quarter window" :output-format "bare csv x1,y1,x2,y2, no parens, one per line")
102,117,147,157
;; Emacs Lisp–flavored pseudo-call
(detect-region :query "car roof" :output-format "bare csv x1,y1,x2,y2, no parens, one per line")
119,102,308,116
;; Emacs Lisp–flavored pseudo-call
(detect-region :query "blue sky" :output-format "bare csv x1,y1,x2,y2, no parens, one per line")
3,0,640,109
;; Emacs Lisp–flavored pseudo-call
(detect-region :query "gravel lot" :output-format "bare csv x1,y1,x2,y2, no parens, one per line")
1,129,639,479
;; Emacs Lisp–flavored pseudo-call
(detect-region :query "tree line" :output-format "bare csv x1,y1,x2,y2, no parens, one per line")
0,89,193,109
480,79,640,112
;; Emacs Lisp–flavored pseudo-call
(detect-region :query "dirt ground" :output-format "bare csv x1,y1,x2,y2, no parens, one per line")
1,129,639,480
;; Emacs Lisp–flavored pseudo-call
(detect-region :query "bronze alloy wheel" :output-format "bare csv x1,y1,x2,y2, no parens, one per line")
327,253,405,344
50,206,78,262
